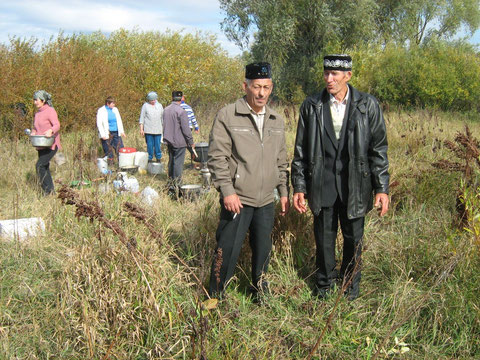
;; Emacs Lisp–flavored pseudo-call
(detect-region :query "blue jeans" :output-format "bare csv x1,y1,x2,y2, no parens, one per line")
145,134,162,160
101,131,124,160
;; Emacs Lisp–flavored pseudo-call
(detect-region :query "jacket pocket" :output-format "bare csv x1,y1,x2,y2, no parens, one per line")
233,162,245,193
357,158,372,209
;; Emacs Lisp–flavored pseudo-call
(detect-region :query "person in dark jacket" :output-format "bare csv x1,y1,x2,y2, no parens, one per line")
291,54,390,300
163,91,194,194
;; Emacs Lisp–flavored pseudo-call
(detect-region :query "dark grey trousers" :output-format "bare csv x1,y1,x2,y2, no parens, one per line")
167,145,186,181
313,198,365,293
36,147,57,195
209,201,275,296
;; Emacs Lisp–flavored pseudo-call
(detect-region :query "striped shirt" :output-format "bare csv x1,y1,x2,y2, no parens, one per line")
180,101,199,130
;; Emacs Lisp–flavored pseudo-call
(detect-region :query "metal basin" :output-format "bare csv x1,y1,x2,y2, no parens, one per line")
119,165,139,174
147,161,164,174
180,184,202,200
29,135,54,147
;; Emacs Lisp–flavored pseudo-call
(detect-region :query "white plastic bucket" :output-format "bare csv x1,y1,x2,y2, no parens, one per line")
118,147,136,168
134,151,149,170
97,157,108,173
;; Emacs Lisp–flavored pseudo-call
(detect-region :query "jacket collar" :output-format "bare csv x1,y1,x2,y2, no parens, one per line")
235,96,277,120
308,84,363,108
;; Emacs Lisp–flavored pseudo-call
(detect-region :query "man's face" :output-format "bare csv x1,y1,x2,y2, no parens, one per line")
243,78,273,113
324,70,351,99
107,102,115,109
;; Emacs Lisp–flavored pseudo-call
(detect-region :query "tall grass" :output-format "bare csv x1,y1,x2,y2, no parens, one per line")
0,107,479,359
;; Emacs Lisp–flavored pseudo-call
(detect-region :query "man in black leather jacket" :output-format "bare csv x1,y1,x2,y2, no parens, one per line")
291,54,390,300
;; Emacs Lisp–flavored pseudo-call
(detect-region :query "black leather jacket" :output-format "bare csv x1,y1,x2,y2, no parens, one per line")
291,85,389,218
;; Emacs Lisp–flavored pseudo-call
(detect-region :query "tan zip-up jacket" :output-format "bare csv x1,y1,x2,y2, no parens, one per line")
208,97,289,207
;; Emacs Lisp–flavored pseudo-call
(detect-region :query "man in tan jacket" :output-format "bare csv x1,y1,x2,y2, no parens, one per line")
207,62,290,299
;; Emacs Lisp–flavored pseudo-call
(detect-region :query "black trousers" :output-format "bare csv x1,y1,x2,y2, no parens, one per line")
313,198,364,293
36,147,57,195
209,201,275,296
167,145,186,182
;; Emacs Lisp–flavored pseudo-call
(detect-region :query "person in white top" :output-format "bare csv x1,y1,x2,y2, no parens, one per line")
96,96,126,162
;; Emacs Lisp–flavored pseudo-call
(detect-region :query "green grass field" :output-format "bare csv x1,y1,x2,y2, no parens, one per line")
0,107,479,359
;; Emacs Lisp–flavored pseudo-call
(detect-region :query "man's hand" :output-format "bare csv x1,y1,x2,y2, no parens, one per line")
223,194,243,214
374,193,389,216
140,124,144,136
279,196,290,216
293,192,307,213
121,133,126,138
102,136,109,140
44,129,53,137
194,129,200,134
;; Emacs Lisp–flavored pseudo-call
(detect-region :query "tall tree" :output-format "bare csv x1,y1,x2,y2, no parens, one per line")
376,0,480,45
220,0,480,100
220,0,378,99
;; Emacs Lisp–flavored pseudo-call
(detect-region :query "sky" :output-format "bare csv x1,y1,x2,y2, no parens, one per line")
0,0,243,56
1,1,480,57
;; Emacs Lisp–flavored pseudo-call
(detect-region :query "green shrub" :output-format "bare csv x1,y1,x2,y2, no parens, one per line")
352,41,480,112
0,30,244,137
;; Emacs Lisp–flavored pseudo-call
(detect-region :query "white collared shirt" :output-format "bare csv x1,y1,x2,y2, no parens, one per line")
246,102,266,140
329,87,349,139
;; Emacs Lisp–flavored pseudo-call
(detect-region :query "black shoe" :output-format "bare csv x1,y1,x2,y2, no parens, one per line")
249,281,270,304
344,284,359,301
312,286,332,299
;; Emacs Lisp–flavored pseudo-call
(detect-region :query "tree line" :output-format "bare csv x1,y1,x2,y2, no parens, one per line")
220,0,480,110
0,30,244,136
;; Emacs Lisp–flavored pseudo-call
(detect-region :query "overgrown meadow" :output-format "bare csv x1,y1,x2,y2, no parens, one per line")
1,102,479,359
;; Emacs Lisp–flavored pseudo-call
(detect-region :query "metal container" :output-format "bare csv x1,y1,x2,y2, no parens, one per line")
180,184,202,200
147,161,164,174
193,142,209,163
29,135,55,147
120,165,139,175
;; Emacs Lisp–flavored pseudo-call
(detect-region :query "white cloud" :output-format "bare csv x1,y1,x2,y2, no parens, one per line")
0,0,242,55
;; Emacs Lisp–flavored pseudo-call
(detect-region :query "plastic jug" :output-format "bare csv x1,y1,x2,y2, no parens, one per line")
134,151,149,170
97,157,108,174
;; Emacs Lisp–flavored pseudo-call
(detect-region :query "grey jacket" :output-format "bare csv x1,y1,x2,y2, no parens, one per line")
163,102,193,148
208,97,289,207
291,85,389,218
139,101,163,134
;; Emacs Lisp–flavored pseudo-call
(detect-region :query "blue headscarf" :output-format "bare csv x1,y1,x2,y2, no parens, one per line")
146,91,158,101
33,90,53,107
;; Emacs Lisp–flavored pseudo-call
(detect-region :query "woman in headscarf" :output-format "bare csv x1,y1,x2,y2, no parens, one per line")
96,96,126,163
31,90,61,195
139,91,164,162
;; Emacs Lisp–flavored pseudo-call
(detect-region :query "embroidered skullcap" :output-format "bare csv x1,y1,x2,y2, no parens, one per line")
323,54,352,71
245,62,272,79
146,91,158,101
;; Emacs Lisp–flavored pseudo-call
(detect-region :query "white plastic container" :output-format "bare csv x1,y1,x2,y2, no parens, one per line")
118,147,136,168
97,157,108,173
0,217,45,241
134,151,149,170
